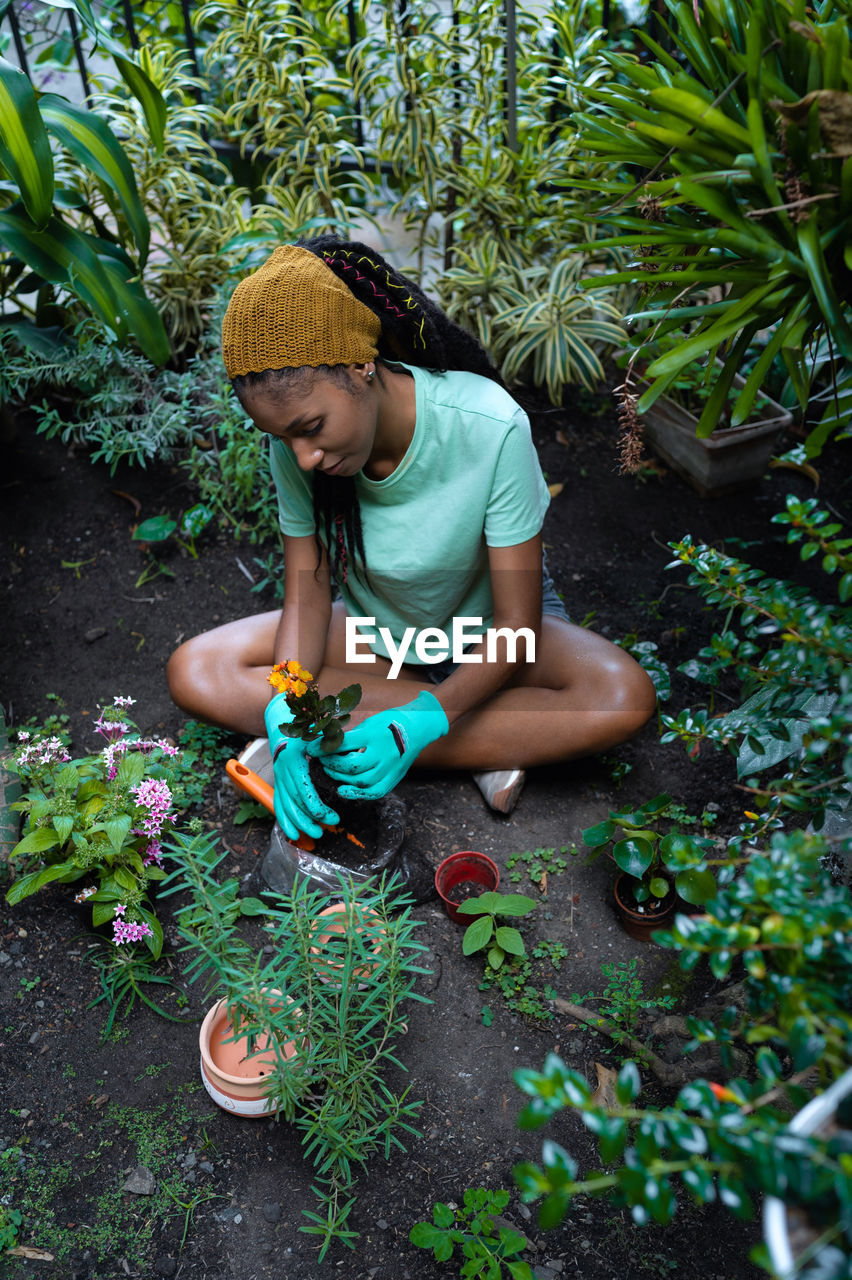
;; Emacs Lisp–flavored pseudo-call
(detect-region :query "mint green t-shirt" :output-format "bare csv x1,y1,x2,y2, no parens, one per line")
269,363,550,664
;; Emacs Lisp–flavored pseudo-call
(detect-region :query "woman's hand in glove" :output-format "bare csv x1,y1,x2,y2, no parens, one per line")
264,693,339,840
312,690,449,800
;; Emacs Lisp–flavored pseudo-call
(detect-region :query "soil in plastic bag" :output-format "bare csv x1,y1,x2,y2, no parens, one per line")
254,766,436,904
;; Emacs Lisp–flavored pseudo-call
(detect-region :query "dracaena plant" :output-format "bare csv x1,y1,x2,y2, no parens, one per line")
572,0,852,455
5,697,184,956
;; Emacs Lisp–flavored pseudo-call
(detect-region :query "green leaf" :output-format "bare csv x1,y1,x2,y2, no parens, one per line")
0,55,54,226
238,897,269,917
492,894,538,917
675,868,717,905
138,905,163,959
612,837,654,878
457,891,502,915
38,93,150,261
335,684,362,713
582,819,615,847
616,1061,642,1103
12,825,61,856
133,516,177,543
6,859,76,904
113,54,167,157
410,1222,450,1250
0,208,126,339
462,915,494,955
113,866,137,891
647,87,752,149
91,899,115,927
495,926,525,956
96,252,170,366
104,815,133,854
53,815,74,844
433,1202,454,1230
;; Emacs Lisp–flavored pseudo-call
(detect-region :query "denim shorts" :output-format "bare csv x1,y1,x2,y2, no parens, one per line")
424,552,569,684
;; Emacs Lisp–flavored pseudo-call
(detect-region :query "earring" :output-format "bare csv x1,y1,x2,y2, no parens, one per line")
366,368,375,382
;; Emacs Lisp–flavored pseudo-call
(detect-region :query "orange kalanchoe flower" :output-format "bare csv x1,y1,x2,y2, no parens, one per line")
268,661,313,697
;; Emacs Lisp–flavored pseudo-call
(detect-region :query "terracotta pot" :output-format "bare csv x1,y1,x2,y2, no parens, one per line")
613,873,676,943
434,851,500,925
763,1067,852,1279
199,992,302,1118
309,902,387,984
638,373,792,498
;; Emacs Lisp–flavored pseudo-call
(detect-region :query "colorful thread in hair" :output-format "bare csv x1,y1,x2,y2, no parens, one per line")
324,251,427,350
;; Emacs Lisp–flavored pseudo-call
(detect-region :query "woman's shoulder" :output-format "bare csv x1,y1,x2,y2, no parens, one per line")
405,363,527,431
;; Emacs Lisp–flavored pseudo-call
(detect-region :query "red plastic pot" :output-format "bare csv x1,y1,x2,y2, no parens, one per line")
435,851,500,925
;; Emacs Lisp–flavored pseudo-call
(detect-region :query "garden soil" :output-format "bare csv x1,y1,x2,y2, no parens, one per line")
2,387,850,1280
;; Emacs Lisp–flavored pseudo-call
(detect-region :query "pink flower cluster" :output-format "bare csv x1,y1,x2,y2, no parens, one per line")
132,738,179,758
112,902,153,946
94,716,130,743
16,734,71,771
131,778,175,866
102,739,130,779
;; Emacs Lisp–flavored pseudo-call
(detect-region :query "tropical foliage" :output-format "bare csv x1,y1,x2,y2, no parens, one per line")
0,1,169,362
572,0,852,449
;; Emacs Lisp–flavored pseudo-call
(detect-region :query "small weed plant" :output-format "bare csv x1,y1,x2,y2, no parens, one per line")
506,846,572,891
458,892,537,970
410,1187,533,1279
593,959,676,1054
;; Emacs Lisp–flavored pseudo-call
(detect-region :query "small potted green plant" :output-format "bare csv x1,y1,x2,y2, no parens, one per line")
582,793,717,941
164,830,429,1260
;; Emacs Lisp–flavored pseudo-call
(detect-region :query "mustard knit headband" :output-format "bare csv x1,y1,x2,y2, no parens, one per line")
221,245,382,379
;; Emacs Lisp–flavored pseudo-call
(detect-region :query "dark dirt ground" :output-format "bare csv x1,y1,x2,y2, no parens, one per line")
2,386,851,1280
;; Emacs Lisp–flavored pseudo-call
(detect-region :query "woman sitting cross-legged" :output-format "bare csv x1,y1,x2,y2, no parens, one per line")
166,238,656,837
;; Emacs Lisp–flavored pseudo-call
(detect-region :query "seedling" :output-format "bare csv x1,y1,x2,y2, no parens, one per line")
132,504,214,585
411,1187,532,1278
458,892,537,970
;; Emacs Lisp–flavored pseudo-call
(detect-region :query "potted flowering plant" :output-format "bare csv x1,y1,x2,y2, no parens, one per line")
268,659,361,751
5,696,183,956
248,662,410,899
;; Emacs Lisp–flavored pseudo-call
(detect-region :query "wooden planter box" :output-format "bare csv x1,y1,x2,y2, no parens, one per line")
639,379,793,499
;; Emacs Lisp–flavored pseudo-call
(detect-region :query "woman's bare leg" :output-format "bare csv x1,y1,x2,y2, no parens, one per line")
167,604,656,768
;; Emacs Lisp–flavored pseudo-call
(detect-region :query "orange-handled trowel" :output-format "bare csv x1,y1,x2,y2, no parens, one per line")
225,758,318,852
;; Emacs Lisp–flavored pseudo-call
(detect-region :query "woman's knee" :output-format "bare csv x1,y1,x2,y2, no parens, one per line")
608,653,657,737
166,634,208,713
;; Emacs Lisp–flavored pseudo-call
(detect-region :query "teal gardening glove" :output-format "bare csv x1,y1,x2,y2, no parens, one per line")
313,690,449,800
264,693,340,841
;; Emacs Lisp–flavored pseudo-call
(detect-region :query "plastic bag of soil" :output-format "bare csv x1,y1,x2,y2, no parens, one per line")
255,789,435,904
